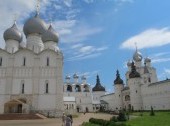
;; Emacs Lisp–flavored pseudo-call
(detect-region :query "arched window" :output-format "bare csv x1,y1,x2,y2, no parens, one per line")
47,57,49,66
67,85,72,92
23,57,26,66
45,81,49,93
0,57,2,66
75,85,81,92
21,80,25,94
125,95,130,101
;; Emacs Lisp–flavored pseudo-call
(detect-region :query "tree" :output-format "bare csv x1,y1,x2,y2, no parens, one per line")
150,106,155,116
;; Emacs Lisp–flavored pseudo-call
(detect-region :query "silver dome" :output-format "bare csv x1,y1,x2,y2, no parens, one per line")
65,75,71,79
127,60,131,66
23,14,47,37
73,73,79,78
144,57,151,62
3,22,22,42
133,50,142,62
42,24,59,43
81,75,86,80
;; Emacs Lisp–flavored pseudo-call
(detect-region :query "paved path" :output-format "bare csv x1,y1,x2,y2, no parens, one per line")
0,113,113,126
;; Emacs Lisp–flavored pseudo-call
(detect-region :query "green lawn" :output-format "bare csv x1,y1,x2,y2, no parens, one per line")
126,112,170,126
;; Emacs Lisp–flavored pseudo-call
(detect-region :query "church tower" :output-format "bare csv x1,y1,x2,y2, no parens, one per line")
114,70,124,110
128,61,143,110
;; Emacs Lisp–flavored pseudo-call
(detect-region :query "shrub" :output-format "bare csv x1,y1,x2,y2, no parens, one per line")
110,116,118,122
150,106,155,116
117,110,127,121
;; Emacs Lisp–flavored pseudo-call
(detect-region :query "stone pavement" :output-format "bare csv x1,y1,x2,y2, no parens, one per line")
0,113,113,126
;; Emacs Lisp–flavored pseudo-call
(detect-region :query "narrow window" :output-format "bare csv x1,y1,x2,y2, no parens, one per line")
46,83,49,93
47,57,49,66
0,57,2,66
22,83,24,94
23,57,26,66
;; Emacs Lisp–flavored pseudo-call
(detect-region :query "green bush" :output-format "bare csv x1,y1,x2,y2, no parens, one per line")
150,106,155,116
117,111,127,121
110,116,118,122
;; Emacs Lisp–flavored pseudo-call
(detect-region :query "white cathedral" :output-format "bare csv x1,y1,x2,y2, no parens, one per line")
0,9,170,117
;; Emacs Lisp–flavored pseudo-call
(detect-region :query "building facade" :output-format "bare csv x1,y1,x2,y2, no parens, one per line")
0,11,63,117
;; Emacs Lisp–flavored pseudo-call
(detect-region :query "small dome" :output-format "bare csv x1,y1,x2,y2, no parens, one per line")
23,14,47,37
65,75,71,79
81,75,86,80
3,22,22,42
133,50,142,62
127,60,131,66
144,57,151,63
42,24,59,43
73,73,79,78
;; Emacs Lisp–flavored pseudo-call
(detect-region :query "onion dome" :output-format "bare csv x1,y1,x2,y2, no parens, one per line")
73,73,79,78
23,13,47,37
133,50,142,62
42,24,59,43
65,75,71,80
144,57,151,63
127,60,131,67
81,75,86,80
92,75,105,92
3,22,22,42
114,70,123,85
129,61,140,78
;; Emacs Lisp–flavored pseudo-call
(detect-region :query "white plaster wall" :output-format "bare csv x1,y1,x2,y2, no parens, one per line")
5,40,19,53
38,95,56,109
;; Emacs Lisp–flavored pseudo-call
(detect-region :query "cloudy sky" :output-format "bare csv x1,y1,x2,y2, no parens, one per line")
1,0,170,93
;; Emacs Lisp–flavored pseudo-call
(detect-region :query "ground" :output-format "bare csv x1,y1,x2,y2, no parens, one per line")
0,113,113,126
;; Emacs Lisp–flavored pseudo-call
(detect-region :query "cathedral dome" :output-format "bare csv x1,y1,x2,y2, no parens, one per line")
42,24,59,43
144,57,151,63
3,22,22,42
133,50,142,62
23,14,47,37
114,70,123,85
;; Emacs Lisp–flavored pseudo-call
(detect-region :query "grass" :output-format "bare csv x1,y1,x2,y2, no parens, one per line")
82,122,100,126
126,111,170,126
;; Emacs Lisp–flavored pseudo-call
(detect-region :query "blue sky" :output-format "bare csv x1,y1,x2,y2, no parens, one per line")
1,0,170,93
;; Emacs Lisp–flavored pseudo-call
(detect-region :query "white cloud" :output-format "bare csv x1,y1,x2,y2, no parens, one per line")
60,26,102,43
120,28,170,50
63,0,72,7
149,52,170,63
65,45,108,61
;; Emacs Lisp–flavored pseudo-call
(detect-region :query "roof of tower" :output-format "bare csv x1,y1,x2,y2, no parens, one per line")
133,47,142,62
144,57,151,63
114,70,124,85
129,61,140,78
81,75,86,80
73,73,79,78
23,13,47,37
92,75,105,92
42,24,59,43
65,75,71,79
3,22,23,42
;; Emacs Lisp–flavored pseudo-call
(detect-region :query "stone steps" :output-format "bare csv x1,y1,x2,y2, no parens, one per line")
0,113,44,120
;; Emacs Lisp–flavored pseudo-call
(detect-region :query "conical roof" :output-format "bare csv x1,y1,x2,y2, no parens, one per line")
92,75,105,91
129,61,140,78
114,70,123,85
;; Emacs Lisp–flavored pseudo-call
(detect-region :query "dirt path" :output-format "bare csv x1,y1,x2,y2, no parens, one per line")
0,113,113,126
